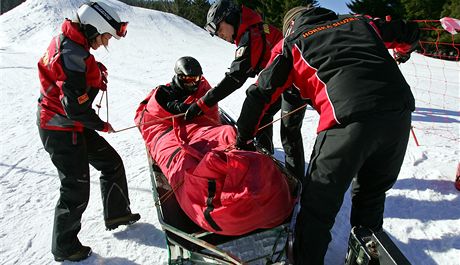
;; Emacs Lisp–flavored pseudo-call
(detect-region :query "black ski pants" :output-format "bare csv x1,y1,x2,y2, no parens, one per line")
256,88,307,181
281,88,308,179
256,97,281,154
38,128,132,257
293,109,411,265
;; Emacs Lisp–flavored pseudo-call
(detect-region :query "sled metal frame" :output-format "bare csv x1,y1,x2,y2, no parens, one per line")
147,109,293,265
345,226,412,265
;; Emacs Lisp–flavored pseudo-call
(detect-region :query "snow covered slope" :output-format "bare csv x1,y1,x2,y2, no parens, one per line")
0,0,459,264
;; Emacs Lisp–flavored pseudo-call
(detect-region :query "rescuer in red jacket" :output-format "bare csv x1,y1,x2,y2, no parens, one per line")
236,6,419,264
185,0,309,179
37,2,139,262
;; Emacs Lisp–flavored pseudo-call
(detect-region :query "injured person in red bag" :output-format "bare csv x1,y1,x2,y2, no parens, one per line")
134,56,296,235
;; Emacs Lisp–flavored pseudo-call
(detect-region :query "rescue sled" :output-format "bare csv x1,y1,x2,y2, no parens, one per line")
147,109,299,264
345,226,412,265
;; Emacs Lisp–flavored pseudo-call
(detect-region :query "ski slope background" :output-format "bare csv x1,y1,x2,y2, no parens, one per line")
0,0,458,264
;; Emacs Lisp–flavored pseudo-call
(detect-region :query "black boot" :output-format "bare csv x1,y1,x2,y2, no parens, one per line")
105,213,141,230
54,246,92,262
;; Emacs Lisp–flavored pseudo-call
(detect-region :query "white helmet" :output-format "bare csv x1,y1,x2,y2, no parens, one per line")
77,2,128,40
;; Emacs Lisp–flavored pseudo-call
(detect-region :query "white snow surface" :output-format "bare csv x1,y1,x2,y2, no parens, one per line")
0,1,459,264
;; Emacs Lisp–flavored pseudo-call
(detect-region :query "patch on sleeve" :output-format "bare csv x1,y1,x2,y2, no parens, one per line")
40,51,50,66
263,23,270,34
235,46,247,59
77,93,89,104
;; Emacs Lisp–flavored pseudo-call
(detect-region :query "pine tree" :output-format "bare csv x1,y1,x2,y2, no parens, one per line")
440,0,460,58
238,0,318,28
346,0,405,18
401,0,447,20
441,0,460,18
189,0,212,27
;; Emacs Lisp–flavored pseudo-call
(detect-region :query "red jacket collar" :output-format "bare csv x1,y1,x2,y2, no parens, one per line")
61,19,89,49
235,6,262,45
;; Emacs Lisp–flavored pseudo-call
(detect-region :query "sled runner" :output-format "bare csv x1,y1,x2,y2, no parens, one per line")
146,109,299,264
345,226,411,265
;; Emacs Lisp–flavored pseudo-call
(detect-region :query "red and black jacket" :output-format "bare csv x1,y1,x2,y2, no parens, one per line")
37,19,108,132
237,7,418,140
200,5,283,108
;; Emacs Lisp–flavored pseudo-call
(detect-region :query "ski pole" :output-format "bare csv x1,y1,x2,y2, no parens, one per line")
106,89,109,123
96,91,105,116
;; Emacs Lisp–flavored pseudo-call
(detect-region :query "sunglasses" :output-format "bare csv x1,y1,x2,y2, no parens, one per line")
178,75,201,85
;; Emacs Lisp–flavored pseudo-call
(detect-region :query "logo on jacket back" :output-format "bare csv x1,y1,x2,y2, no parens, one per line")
302,17,359,38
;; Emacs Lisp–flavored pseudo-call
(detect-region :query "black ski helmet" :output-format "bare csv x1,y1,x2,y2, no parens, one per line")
205,0,240,36
173,56,203,92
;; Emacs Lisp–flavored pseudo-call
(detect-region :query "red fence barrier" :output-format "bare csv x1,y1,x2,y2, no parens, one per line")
412,19,460,61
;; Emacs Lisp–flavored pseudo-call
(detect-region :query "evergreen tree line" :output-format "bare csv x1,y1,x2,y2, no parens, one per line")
347,0,458,20
236,0,319,28
1,0,456,60
118,0,319,29
120,0,457,60
119,0,211,27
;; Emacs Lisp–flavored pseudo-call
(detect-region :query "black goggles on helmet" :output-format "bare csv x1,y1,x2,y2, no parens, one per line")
90,2,128,38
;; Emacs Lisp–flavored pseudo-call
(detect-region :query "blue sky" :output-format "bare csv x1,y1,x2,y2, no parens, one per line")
317,0,352,14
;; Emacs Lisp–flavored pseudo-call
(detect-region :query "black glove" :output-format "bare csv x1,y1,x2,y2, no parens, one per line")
178,102,190,113
235,136,256,151
184,102,203,121
394,51,411,64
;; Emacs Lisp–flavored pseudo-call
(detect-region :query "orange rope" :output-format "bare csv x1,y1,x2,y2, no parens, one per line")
113,113,185,133
258,102,309,131
155,178,184,206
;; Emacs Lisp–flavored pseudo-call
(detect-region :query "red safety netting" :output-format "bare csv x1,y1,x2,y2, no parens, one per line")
404,57,458,144
395,18,459,146
412,18,460,61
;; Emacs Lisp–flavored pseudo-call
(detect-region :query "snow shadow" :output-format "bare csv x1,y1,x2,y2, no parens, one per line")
0,161,55,178
412,107,460,123
386,179,460,221
75,252,140,265
394,178,457,195
384,177,460,264
396,234,460,265
112,222,167,249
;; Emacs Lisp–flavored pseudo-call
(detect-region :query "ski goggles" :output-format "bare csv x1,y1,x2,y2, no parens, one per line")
178,75,201,85
117,22,128,38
